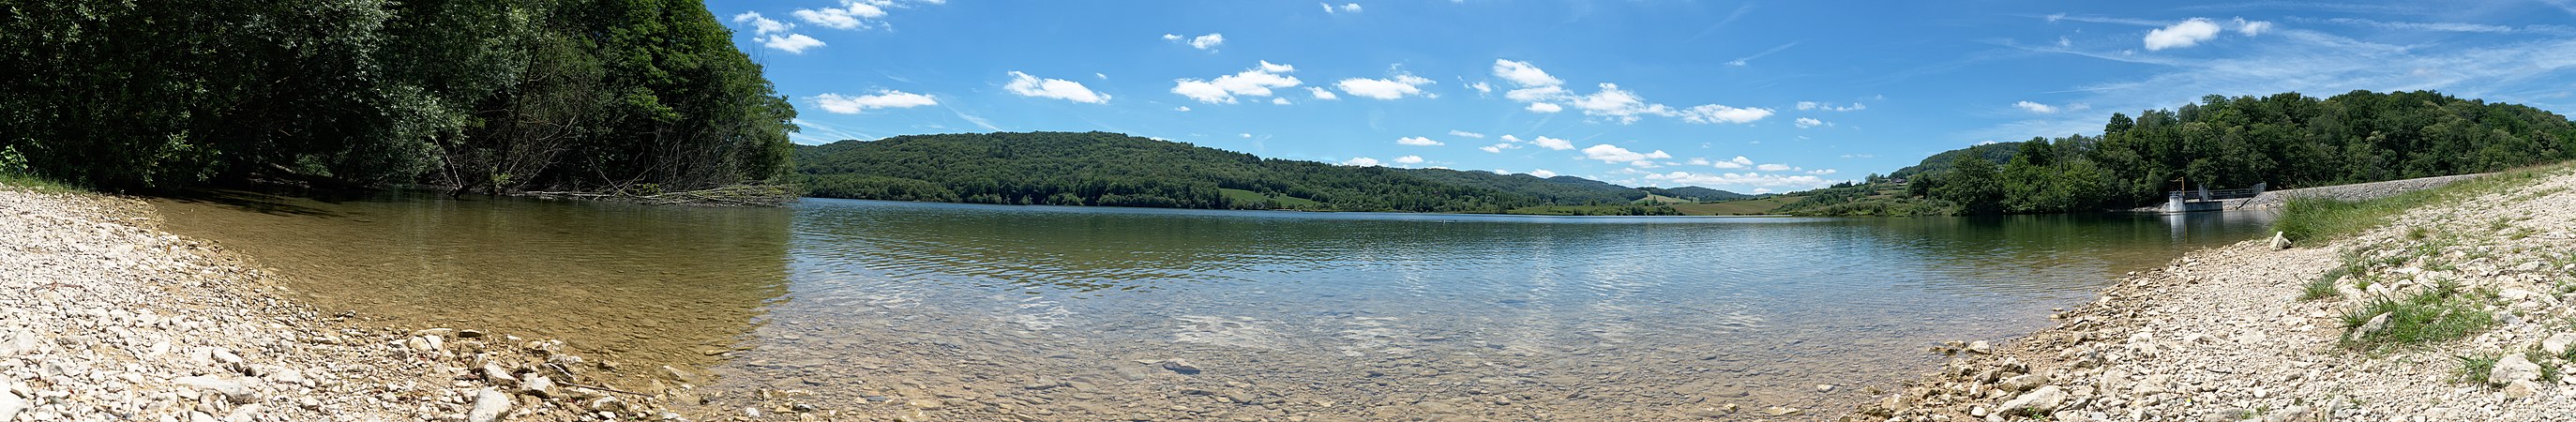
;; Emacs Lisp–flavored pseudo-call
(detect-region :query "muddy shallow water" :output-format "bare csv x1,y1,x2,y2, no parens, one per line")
149,193,2274,419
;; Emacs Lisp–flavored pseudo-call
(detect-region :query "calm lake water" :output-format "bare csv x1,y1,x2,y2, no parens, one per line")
149,193,2275,420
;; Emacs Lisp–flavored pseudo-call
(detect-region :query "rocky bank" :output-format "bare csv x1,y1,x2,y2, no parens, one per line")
1859,167,2576,421
0,187,710,422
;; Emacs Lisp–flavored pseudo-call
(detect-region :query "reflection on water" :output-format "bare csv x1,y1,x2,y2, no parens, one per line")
147,190,791,384
710,200,2275,420
144,192,2273,419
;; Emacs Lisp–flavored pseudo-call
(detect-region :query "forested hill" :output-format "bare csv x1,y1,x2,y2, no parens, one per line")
791,131,1741,212
1,1,794,194
1877,90,2576,215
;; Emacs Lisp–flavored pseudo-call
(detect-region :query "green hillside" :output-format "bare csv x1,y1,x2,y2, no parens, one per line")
792,131,1736,213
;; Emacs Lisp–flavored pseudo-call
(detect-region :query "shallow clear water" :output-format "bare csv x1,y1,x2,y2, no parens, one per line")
149,193,2275,419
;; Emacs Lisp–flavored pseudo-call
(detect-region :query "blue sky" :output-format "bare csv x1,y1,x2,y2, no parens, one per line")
710,0,2576,194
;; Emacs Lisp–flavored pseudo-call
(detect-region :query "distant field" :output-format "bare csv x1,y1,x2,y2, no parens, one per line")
1668,196,1804,215
1220,188,1319,207
1631,193,1692,204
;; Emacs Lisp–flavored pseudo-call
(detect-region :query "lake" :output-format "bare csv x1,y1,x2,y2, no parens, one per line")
148,192,2275,420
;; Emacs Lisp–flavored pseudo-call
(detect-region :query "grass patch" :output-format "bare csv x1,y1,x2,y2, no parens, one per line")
1665,196,1805,215
2455,353,2501,384
2273,163,2571,244
0,173,84,194
1217,188,1318,208
2339,279,2495,352
2300,267,2347,301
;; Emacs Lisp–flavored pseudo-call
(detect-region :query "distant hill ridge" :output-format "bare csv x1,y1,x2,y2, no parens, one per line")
791,131,1743,213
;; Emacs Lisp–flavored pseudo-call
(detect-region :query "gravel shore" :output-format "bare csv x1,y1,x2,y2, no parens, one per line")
0,187,702,422
1860,167,2576,421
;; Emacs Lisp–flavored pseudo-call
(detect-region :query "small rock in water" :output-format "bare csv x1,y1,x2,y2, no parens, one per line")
1815,384,1834,392
1161,358,1203,375
1966,340,1995,354
1762,406,1800,416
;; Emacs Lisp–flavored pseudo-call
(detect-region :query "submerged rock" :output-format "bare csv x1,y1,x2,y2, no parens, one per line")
1160,358,1203,375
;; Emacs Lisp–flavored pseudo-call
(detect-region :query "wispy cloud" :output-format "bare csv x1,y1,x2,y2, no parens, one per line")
1726,42,1800,67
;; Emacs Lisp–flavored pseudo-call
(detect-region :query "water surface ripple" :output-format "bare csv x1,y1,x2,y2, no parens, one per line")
713,199,2273,420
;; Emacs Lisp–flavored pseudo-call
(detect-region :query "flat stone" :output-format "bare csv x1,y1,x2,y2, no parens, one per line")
467,387,511,422
173,375,259,404
2505,380,2539,399
2543,333,2576,355
2493,354,2542,384
1996,385,2067,416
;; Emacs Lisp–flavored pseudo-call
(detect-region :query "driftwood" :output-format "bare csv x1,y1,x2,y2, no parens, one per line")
520,184,796,207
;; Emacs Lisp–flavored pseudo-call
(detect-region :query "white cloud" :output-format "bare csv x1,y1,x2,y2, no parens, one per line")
1526,102,1564,113
1531,136,1574,150
1504,85,1566,102
1174,106,1191,112
1396,136,1444,146
1307,87,1339,99
1272,98,1291,105
760,34,826,53
792,1,889,30
2145,18,2222,51
1467,82,1492,95
1678,104,1773,125
1161,34,1182,40
2233,17,2273,36
1580,144,1671,163
1710,156,1753,169
1321,2,1362,13
1478,143,1519,153
810,90,936,113
1755,163,1792,172
1840,154,1875,158
1491,59,1562,87
1341,157,1382,167
1189,33,1226,51
1241,133,1253,138
2012,100,2060,113
1794,101,1865,112
1448,129,1485,139
1335,73,1436,99
1794,117,1824,128
731,11,794,36
1805,169,1838,175
1393,155,1424,164
1004,71,1110,104
1170,61,1303,104
1643,171,1835,189
1528,169,1559,178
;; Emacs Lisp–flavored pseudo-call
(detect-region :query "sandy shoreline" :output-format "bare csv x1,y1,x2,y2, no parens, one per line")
1860,168,2576,421
0,188,710,421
